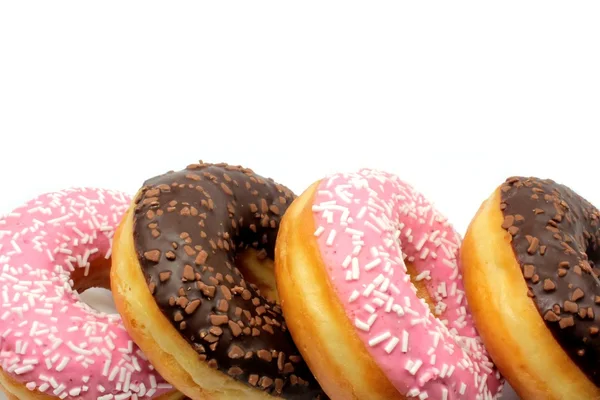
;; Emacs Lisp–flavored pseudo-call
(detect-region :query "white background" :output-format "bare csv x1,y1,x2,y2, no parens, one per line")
1,2,599,399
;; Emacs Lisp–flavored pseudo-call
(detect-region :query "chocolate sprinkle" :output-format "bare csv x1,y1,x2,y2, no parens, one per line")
500,176,600,385
132,161,326,399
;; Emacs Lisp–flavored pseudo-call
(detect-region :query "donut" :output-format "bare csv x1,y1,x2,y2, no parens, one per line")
274,169,504,400
110,161,328,399
0,188,182,400
461,176,600,399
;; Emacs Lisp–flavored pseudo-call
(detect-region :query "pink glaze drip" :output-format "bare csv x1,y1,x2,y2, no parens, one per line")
311,169,504,400
0,188,173,399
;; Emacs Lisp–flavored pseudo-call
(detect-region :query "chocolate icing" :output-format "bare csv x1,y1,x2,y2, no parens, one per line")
499,176,600,385
132,162,327,399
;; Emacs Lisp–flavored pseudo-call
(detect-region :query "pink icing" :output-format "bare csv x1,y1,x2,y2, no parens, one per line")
311,169,504,400
0,188,173,399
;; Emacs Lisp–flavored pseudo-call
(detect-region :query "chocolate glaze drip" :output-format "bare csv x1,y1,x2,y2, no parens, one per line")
132,161,327,399
500,176,600,386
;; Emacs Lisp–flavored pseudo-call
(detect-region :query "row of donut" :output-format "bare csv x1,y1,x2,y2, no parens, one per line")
0,160,597,400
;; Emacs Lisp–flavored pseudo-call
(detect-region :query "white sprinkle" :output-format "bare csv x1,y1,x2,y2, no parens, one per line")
479,374,488,393
368,331,391,347
14,365,34,374
105,335,116,351
380,277,390,292
439,282,447,298
102,359,111,377
355,318,370,331
372,274,385,286
402,330,409,352
385,297,394,312
419,393,429,400
415,270,430,281
124,370,132,392
341,255,352,268
34,308,52,316
341,209,350,224
53,383,66,396
384,336,400,354
351,258,360,280
364,258,381,271
372,298,385,307
370,247,379,258
460,383,467,395
67,341,93,356
393,304,405,316
364,304,376,314
325,230,336,246
55,357,70,372
131,357,142,372
415,233,429,251
441,387,448,400
373,290,389,301
450,281,457,296
448,365,456,377
157,383,173,389
367,313,377,327
108,365,120,382
314,226,325,237
365,221,381,233
11,240,22,253
348,290,360,303
440,364,449,378
456,292,464,305
357,206,367,219
409,359,423,375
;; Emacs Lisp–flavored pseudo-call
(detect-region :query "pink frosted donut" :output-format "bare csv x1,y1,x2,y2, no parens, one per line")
275,169,505,400
0,188,182,400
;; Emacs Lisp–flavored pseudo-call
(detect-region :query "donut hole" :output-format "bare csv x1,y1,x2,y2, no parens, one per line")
236,249,280,304
405,260,438,317
586,239,600,269
79,288,118,314
69,256,119,314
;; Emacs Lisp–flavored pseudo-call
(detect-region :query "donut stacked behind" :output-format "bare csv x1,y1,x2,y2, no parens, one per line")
274,169,504,400
0,188,182,400
111,162,328,399
461,176,600,400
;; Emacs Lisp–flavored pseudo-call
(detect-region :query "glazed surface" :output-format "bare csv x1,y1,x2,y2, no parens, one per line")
500,176,600,385
132,162,326,399
0,188,174,399
311,169,503,400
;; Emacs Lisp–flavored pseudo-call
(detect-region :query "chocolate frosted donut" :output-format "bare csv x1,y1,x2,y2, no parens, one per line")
499,176,600,384
112,161,327,399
